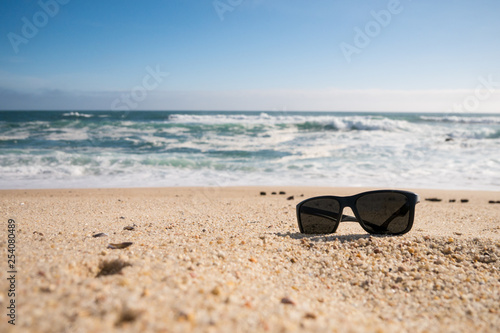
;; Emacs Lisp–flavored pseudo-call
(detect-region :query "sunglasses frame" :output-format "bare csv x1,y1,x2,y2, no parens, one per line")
296,190,420,235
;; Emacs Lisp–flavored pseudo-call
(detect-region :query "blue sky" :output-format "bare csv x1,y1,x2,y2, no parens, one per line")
1,0,499,112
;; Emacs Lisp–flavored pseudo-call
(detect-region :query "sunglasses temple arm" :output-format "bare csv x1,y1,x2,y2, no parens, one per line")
300,206,358,222
340,215,358,222
361,203,410,231
379,203,410,229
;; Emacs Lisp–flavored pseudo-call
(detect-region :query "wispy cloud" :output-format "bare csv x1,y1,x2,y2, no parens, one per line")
1,87,499,112
1,56,29,64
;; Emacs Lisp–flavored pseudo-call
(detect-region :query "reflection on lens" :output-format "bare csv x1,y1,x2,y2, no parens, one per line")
299,198,340,234
356,192,410,234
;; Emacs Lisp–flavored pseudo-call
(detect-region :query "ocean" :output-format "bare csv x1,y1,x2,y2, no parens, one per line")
0,111,499,190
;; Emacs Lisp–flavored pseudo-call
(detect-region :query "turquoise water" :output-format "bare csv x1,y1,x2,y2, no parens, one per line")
1,111,499,190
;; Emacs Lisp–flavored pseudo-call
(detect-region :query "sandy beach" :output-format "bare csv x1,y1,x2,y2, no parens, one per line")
1,186,499,332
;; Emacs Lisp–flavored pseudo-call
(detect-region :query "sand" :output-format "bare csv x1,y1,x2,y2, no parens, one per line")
0,186,499,332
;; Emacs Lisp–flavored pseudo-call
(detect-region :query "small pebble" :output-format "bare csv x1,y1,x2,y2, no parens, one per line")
280,297,296,305
304,312,317,319
211,286,221,296
107,242,133,249
92,233,108,238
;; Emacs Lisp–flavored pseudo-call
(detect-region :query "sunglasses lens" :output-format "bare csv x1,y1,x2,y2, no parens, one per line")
299,198,340,234
356,192,411,234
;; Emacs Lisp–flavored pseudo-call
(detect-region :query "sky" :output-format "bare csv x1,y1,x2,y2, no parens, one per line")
0,0,499,112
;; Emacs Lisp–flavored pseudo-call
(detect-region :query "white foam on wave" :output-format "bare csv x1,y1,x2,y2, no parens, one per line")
0,133,31,141
62,112,93,118
420,115,500,124
168,113,417,135
2,112,500,190
45,128,89,141
327,116,413,132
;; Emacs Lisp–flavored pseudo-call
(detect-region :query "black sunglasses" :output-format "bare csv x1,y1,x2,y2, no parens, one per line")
296,190,420,235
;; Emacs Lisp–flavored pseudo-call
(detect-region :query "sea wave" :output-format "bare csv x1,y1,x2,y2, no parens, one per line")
169,113,414,132
62,112,93,118
420,115,500,124
1,111,499,190
296,117,413,132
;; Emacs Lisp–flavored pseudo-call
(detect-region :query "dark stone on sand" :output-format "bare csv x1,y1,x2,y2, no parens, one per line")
287,196,294,200
425,198,442,202
260,192,266,196
272,192,277,195
449,199,456,203
92,232,108,238
445,137,454,142
280,297,296,305
279,191,286,195
96,259,131,277
123,225,135,231
107,242,133,249
460,199,469,203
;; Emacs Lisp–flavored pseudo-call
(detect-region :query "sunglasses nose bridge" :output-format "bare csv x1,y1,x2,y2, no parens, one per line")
341,206,356,220
343,199,357,214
